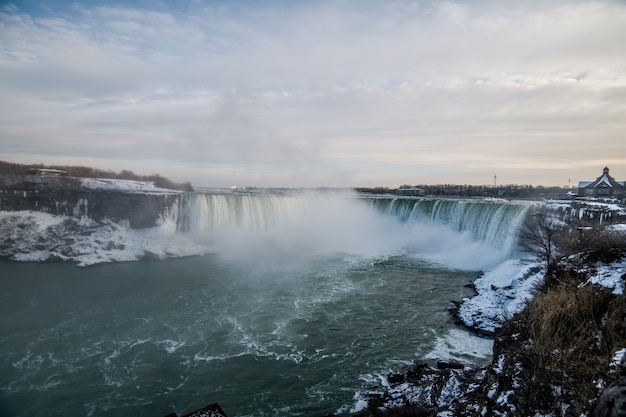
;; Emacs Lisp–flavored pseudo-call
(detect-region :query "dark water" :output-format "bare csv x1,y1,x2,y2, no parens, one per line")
0,253,485,417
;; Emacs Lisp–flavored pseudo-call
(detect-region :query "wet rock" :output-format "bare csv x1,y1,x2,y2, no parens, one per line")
406,363,429,383
167,402,228,417
436,360,464,370
388,373,405,384
595,377,626,417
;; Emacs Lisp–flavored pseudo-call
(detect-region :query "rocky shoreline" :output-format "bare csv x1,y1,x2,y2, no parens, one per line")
348,256,626,417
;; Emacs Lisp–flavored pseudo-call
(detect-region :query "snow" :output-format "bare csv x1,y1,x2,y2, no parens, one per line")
437,375,464,407
544,199,626,217
0,209,66,229
496,390,515,409
81,178,180,194
610,224,626,232
582,258,626,295
595,175,610,187
579,201,626,215
458,258,545,334
0,210,207,267
611,348,626,368
456,251,626,334
423,328,493,364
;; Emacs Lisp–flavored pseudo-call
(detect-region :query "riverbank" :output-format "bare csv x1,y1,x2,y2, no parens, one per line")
352,253,626,416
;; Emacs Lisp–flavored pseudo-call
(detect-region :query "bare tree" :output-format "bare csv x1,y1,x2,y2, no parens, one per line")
518,205,568,278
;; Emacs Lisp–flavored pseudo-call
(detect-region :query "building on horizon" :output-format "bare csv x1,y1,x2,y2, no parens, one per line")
578,167,625,199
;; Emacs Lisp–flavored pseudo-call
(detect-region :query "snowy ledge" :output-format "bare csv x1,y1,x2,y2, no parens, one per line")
0,210,208,267
80,178,181,194
456,257,626,335
456,259,545,335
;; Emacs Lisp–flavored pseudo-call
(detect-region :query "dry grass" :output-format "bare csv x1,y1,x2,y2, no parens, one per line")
528,284,625,415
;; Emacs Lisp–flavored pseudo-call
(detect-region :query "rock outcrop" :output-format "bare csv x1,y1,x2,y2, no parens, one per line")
0,175,180,228
164,402,228,417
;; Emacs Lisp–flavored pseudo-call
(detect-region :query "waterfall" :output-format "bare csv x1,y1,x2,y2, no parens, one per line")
176,190,402,262
178,192,529,256
178,191,300,233
365,196,530,254
172,191,535,269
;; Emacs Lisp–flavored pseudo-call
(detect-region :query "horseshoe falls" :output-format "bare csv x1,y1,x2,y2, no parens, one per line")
180,192,528,269
0,191,529,417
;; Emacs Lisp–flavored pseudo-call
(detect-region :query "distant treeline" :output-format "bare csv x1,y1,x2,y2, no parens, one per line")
0,161,193,192
356,183,573,199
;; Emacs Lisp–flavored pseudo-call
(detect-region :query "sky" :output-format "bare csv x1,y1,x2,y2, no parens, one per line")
1,0,625,188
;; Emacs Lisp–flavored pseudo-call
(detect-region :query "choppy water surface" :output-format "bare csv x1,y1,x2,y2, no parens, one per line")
0,254,485,417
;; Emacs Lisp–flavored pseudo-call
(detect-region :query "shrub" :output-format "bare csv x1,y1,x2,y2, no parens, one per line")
527,284,625,415
577,225,626,263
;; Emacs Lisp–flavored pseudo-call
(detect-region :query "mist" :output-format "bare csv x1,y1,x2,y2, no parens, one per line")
184,191,513,272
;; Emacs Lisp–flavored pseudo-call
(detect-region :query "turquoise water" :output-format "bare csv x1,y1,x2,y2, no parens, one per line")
0,254,480,417
1,193,527,416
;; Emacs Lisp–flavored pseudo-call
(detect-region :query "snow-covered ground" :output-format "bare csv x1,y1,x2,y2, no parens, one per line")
456,255,626,335
456,199,626,335
81,178,180,194
458,258,545,334
545,198,626,222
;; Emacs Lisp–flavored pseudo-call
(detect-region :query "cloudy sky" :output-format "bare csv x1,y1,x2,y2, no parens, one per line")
1,0,625,187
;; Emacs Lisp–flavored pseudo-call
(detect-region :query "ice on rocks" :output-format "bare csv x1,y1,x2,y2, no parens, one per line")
458,258,545,334
582,258,626,295
81,178,179,194
0,210,207,267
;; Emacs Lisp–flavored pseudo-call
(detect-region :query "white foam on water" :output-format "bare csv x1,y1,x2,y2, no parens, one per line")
193,353,230,363
159,339,186,354
402,222,511,271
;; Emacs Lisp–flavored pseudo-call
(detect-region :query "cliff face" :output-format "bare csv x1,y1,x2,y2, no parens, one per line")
0,175,180,229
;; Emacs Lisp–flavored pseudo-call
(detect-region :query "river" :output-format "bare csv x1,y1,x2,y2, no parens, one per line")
0,192,526,416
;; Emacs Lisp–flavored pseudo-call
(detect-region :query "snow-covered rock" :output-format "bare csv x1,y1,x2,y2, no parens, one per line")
0,210,207,267
0,176,182,228
457,259,545,334
80,178,180,194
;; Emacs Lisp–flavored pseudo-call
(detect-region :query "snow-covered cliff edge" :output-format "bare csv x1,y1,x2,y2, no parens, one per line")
0,176,206,266
0,175,180,228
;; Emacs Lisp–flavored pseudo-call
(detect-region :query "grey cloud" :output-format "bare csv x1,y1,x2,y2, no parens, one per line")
173,96,326,167
1,1,625,186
